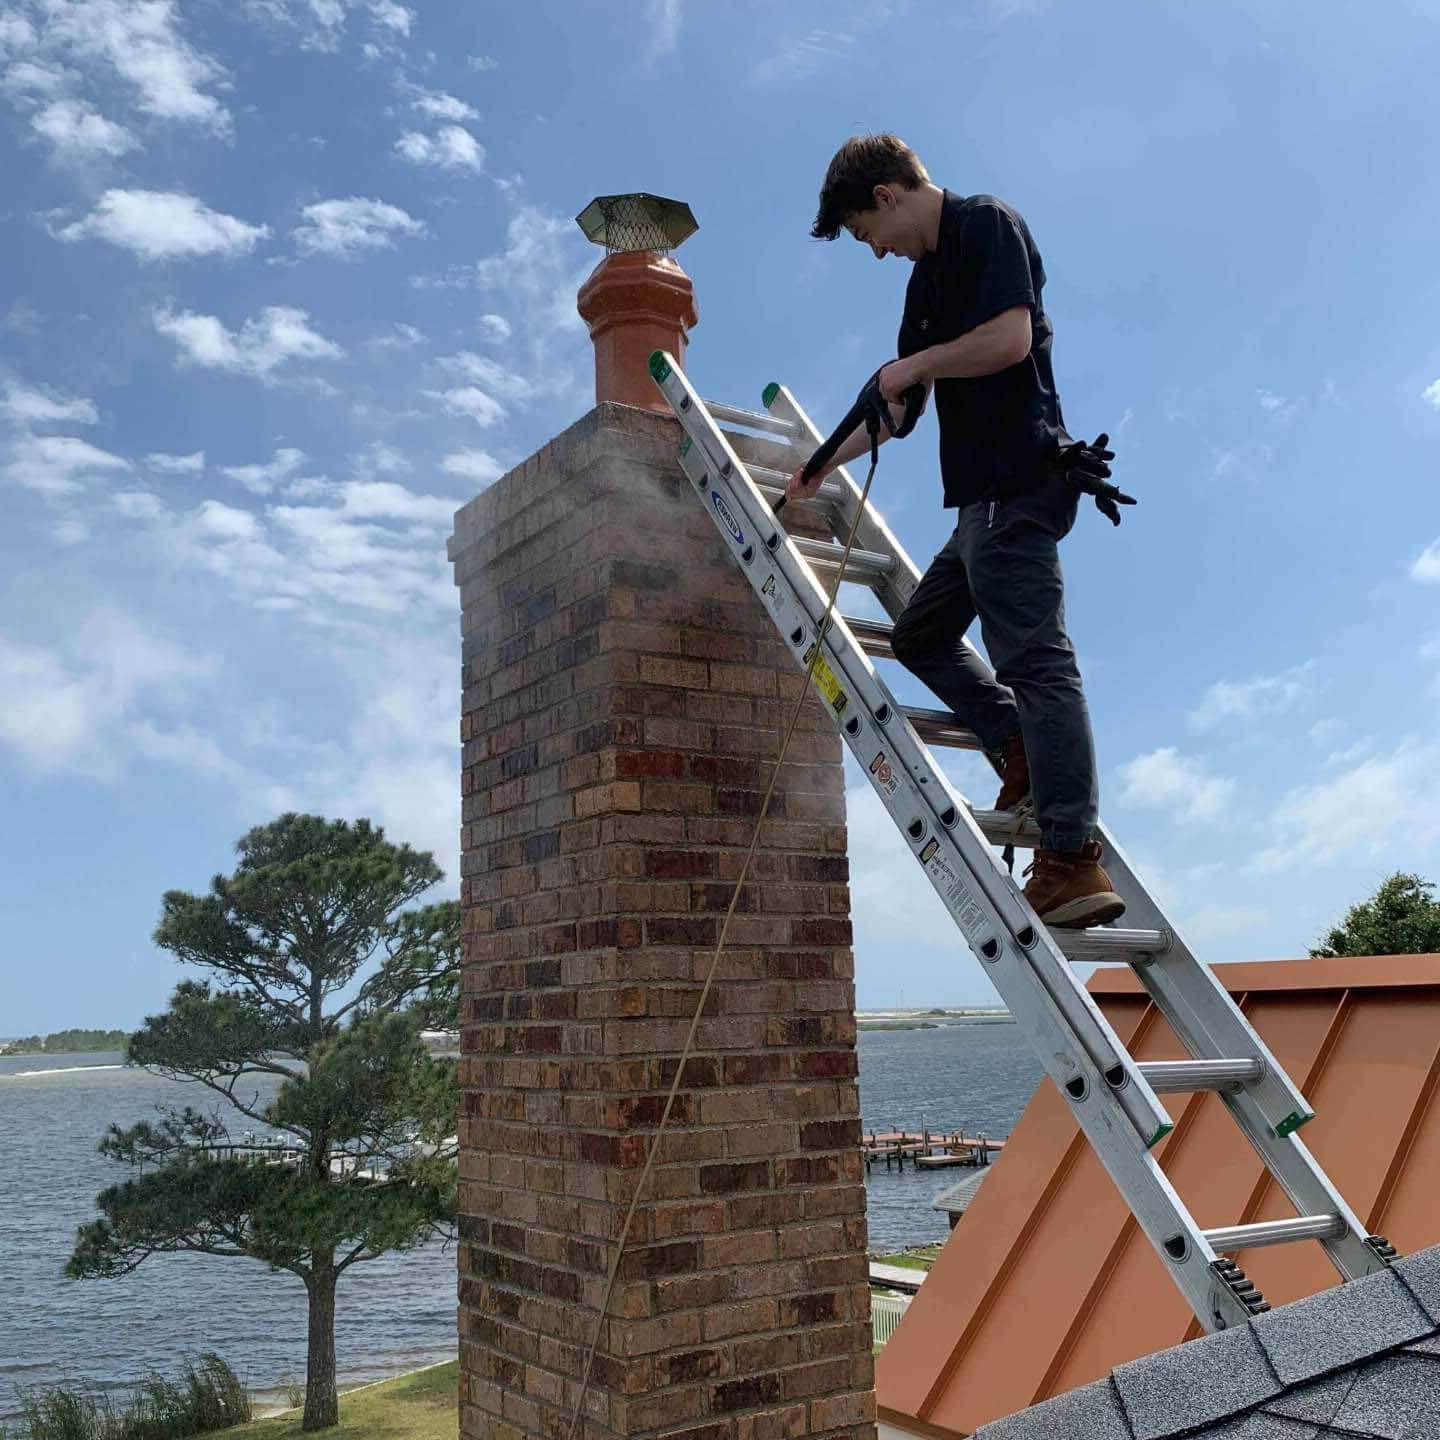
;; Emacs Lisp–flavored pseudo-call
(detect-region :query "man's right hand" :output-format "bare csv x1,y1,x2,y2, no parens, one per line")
785,460,829,505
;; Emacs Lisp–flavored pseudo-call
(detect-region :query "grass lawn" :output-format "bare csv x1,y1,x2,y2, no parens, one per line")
235,1363,458,1440
872,1250,937,1271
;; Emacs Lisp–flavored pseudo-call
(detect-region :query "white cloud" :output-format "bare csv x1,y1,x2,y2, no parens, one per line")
40,0,230,131
4,433,130,494
441,449,502,486
145,449,205,475
477,313,511,343
195,498,264,542
394,124,483,172
422,386,504,427
1256,388,1301,425
153,305,343,381
332,479,455,525
4,300,42,334
436,350,529,403
1116,746,1235,823
470,203,585,333
220,447,308,495
1256,742,1440,871
1189,662,1316,730
287,635,460,880
113,489,168,519
112,471,456,620
0,14,38,57
751,28,855,86
647,0,682,57
1422,379,1440,410
1412,539,1440,584
467,53,497,71
58,190,270,262
351,442,406,477
369,322,425,350
368,0,412,33
0,613,207,779
30,99,135,159
52,516,90,545
2,58,68,96
294,195,424,258
2,380,97,426
243,0,414,50
411,89,476,121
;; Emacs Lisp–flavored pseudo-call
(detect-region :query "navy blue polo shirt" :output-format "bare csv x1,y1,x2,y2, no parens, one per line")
897,191,1067,507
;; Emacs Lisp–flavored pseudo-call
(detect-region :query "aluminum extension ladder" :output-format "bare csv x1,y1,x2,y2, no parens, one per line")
647,348,1398,1332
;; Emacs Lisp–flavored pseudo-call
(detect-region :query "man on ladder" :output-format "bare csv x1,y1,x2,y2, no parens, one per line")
786,133,1132,930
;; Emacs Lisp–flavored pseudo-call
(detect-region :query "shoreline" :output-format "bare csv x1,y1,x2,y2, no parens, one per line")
249,1354,457,1419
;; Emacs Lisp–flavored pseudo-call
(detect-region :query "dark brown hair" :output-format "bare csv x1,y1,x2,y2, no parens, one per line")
811,134,931,240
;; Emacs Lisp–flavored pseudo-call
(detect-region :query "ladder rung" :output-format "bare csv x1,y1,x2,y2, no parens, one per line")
970,808,1041,848
1203,1215,1347,1252
706,400,801,438
1055,927,1171,963
901,706,983,753
792,536,894,583
1138,1059,1265,1093
841,615,894,659
748,464,846,503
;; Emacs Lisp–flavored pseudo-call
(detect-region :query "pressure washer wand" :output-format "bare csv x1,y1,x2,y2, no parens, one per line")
772,366,926,514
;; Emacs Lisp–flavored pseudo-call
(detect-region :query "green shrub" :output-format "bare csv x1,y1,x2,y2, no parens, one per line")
13,1354,251,1440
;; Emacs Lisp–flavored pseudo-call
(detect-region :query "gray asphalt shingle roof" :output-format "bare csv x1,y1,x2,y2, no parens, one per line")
970,1244,1440,1440
930,1168,990,1217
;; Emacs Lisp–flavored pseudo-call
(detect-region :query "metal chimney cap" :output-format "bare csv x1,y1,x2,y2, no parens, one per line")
576,193,698,255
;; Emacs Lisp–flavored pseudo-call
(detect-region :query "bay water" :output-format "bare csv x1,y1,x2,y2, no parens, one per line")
0,1021,1038,1418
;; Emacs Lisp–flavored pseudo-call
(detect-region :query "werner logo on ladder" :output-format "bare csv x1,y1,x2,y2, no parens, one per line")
646,130,1398,1335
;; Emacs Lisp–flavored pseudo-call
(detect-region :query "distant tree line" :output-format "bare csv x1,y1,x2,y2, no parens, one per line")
1,1028,131,1056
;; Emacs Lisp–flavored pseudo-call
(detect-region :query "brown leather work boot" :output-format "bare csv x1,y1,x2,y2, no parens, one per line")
1023,841,1125,928
992,732,1032,815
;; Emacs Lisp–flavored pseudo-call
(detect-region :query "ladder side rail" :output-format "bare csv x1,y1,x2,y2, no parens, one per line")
656,356,1174,1151
661,384,1265,1333
1090,831,1387,1276
766,374,1387,1279
1093,824,1312,1129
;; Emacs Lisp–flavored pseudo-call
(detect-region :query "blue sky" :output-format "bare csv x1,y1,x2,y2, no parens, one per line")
2,0,1438,1031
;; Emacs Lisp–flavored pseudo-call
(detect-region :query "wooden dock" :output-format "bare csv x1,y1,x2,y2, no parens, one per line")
862,1128,1005,1172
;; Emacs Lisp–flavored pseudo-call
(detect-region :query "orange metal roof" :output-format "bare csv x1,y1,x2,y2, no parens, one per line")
876,954,1440,1438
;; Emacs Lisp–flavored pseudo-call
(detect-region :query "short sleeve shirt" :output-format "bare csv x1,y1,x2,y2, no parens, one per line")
898,192,1067,507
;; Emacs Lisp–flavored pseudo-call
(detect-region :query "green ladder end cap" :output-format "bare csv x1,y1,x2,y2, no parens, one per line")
648,350,671,382
1274,1110,1312,1139
762,382,781,408
1147,1121,1174,1150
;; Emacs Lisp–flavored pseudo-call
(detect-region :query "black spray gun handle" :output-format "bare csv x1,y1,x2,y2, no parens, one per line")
774,366,926,513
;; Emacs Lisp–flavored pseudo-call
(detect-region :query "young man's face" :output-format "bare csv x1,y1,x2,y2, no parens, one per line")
843,185,922,261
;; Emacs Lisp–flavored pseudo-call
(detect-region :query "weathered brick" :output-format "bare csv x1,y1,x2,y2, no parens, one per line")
736,1406,807,1440
454,405,864,1440
712,1374,782,1413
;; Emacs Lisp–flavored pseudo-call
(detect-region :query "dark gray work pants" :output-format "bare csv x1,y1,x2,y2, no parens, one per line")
889,467,1099,853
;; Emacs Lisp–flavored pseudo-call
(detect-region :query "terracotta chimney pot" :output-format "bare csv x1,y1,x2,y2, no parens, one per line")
576,250,698,413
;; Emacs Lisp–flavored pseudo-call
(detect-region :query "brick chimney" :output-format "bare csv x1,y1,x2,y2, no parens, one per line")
575,193,700,414
448,211,872,1440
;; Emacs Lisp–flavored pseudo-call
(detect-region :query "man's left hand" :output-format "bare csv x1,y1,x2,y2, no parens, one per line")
1057,432,1137,526
878,355,925,404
